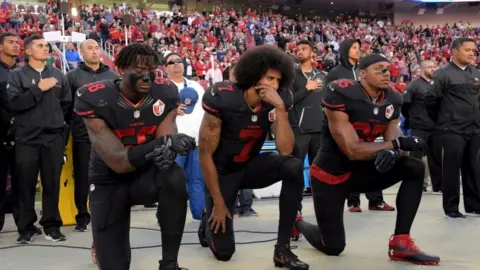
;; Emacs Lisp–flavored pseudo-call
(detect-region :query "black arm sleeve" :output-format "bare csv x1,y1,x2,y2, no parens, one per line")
424,71,445,122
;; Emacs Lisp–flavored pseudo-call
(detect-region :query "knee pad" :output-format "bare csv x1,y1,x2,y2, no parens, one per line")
162,163,188,199
211,245,235,261
322,245,345,256
404,157,425,182
279,157,304,185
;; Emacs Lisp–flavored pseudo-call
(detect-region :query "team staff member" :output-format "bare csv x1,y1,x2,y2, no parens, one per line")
7,34,71,244
425,37,480,218
325,39,392,212
75,44,195,270
163,52,206,221
197,45,309,269
402,60,442,192
67,39,119,232
295,54,440,265
0,33,21,231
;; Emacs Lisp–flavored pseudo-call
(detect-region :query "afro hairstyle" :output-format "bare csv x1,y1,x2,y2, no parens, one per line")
233,45,295,91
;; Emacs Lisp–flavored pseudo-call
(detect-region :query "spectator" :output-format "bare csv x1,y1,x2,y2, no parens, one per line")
64,42,81,70
205,61,223,86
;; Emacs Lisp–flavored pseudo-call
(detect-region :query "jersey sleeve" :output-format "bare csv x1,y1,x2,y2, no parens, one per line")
321,82,347,112
279,88,294,111
74,85,103,119
151,78,179,115
202,85,223,118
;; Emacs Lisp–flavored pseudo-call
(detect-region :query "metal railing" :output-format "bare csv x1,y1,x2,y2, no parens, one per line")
101,40,115,60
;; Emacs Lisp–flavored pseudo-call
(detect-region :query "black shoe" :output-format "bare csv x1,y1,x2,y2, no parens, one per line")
16,230,36,244
45,230,66,242
273,244,309,270
446,211,466,218
74,223,88,232
33,226,42,236
239,208,259,217
144,203,157,208
198,212,208,248
159,260,188,270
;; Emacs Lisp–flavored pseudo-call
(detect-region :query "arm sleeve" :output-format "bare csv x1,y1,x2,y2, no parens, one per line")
401,82,415,119
6,71,43,112
201,85,223,118
424,71,445,122
321,83,346,112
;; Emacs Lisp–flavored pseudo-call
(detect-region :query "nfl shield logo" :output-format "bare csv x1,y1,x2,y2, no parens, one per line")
373,107,378,115
251,115,258,122
134,110,140,118
268,109,276,122
385,105,394,119
153,99,165,116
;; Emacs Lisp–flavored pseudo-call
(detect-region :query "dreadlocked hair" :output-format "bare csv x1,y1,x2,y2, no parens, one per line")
114,43,160,70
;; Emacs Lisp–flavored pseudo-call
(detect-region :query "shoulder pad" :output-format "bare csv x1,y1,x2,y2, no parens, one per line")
202,82,238,117
210,81,237,96
386,87,403,105
327,79,364,100
150,78,180,109
75,80,117,108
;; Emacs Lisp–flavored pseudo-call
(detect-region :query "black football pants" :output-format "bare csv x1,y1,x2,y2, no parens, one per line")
0,144,20,230
297,157,424,255
15,135,64,234
91,163,188,270
201,153,304,261
410,129,442,191
292,130,322,212
440,134,480,213
72,140,91,225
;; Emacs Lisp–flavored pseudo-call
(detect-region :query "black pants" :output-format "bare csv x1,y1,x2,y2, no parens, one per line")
202,153,304,261
297,157,424,256
292,130,322,211
235,189,253,212
0,145,20,230
16,135,64,234
72,140,91,225
91,163,188,270
440,133,480,213
410,129,442,191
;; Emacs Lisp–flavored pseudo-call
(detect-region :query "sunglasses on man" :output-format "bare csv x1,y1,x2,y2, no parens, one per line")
167,59,183,66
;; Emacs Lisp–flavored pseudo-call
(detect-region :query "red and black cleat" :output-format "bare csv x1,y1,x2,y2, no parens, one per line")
273,244,309,270
369,202,395,211
291,215,303,241
388,234,440,265
348,205,362,213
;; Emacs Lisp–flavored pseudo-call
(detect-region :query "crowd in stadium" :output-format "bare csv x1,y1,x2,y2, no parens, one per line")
1,1,480,269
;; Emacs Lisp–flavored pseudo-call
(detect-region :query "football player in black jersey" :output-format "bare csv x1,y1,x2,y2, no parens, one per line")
294,54,440,265
197,45,309,270
74,44,195,270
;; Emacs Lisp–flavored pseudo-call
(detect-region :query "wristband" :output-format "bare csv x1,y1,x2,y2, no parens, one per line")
391,139,400,150
127,136,166,169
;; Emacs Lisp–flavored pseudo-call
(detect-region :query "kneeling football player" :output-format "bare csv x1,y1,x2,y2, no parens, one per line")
74,44,196,270
197,45,309,270
294,54,440,265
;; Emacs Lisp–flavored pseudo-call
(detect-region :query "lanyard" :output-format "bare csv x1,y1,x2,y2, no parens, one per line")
301,68,318,80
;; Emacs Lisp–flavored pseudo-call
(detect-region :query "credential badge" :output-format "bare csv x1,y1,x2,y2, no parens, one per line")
134,110,140,118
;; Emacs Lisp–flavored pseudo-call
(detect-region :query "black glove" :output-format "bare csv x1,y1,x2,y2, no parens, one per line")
145,145,177,170
166,133,196,155
373,150,398,173
392,136,426,152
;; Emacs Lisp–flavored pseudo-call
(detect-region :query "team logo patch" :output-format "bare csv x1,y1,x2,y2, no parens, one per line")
251,115,258,122
385,104,394,119
153,99,165,116
268,109,276,122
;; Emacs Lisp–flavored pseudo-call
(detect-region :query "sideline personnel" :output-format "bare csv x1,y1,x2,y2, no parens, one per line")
67,39,119,232
402,60,442,192
0,32,20,231
7,34,71,243
425,37,480,218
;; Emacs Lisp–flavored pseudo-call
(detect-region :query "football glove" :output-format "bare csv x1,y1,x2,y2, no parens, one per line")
374,150,398,173
145,145,177,170
167,133,196,155
392,136,426,152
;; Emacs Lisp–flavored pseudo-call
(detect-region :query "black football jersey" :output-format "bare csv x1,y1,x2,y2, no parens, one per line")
74,78,179,181
202,82,293,174
314,79,403,175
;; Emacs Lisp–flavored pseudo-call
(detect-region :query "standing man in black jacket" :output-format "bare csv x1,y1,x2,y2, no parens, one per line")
6,34,71,244
0,33,21,232
425,37,480,218
402,60,442,192
325,39,394,213
67,39,118,232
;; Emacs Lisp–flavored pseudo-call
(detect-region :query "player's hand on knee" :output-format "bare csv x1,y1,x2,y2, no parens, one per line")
166,133,196,155
208,202,232,234
145,145,177,170
392,136,426,152
374,150,397,173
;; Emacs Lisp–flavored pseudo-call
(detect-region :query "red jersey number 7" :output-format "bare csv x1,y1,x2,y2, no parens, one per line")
233,129,263,163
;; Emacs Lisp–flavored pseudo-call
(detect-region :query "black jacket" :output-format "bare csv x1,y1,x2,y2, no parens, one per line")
401,77,436,131
6,64,71,144
325,39,360,84
0,60,16,144
424,62,480,135
67,62,119,142
289,66,326,133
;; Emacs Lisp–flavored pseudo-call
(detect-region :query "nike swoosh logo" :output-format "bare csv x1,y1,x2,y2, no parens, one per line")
76,91,83,97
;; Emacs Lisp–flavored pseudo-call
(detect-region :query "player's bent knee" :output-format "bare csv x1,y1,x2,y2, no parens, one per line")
321,245,345,256
210,243,235,261
402,157,425,182
163,163,188,198
279,157,304,184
